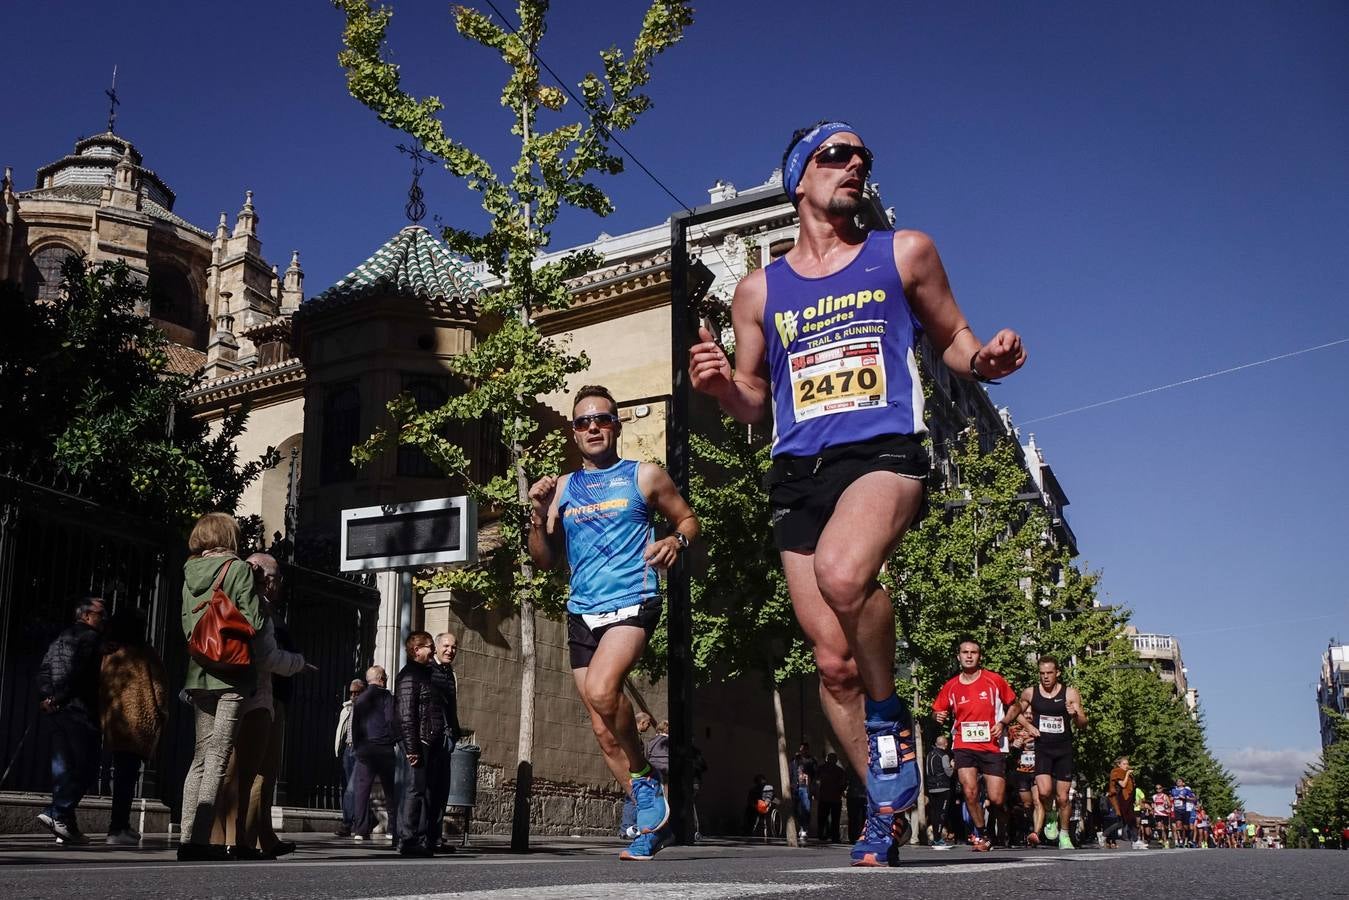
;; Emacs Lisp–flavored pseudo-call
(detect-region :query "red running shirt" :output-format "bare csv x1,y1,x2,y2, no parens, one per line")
932,670,1017,753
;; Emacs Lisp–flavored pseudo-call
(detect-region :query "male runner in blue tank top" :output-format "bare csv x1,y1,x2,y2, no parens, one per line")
689,120,1027,866
527,385,699,861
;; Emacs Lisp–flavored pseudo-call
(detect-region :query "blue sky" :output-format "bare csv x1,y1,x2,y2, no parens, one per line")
8,1,1347,814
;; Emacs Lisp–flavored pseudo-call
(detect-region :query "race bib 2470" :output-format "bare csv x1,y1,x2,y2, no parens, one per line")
789,338,887,422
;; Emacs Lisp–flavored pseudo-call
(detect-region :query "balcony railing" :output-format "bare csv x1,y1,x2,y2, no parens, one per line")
1132,634,1176,652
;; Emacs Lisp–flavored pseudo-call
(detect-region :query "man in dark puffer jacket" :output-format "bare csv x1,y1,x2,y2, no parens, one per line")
35,595,106,844
394,630,446,856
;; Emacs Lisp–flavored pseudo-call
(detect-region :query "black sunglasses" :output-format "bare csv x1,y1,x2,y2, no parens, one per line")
812,143,873,175
573,413,620,431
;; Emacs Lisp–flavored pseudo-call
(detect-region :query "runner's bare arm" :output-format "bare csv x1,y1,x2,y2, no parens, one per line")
1066,686,1088,728
688,269,771,422
526,473,567,571
638,463,700,571
894,230,1026,381
1018,687,1041,736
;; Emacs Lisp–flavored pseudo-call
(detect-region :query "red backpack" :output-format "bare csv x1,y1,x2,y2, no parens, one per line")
187,560,256,674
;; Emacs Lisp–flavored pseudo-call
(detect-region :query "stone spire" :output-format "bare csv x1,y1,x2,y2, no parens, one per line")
204,297,240,379
281,249,304,312
0,167,14,282
233,190,258,238
102,147,141,210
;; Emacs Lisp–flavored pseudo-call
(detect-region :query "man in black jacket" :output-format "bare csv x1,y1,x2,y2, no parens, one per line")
426,632,462,851
925,733,954,848
34,595,105,844
394,630,446,856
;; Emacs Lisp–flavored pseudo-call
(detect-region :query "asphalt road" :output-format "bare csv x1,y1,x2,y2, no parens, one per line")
0,834,1343,900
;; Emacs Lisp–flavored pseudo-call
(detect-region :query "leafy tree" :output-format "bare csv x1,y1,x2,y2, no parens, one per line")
0,256,275,527
333,0,693,849
886,426,1239,815
1289,713,1349,842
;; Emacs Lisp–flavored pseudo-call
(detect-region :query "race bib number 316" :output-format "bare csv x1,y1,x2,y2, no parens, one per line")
789,338,887,422
960,721,991,743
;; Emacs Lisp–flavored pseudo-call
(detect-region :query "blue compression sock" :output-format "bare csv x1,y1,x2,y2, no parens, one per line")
864,693,902,726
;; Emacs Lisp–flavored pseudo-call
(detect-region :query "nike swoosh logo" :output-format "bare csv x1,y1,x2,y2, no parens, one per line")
864,265,881,272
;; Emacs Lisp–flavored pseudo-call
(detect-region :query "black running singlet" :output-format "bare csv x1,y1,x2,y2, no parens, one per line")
1030,685,1073,749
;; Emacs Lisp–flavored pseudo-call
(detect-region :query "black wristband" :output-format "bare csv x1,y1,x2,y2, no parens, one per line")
970,351,1001,385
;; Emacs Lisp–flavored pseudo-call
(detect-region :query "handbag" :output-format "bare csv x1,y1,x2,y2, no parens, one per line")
187,559,256,674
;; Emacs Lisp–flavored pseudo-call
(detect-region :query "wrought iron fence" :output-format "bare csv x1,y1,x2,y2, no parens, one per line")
0,474,380,821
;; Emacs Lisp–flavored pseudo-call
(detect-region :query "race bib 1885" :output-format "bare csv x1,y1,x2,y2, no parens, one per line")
1038,715,1065,734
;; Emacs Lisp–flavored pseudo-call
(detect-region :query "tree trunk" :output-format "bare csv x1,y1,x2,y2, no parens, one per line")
509,87,539,855
911,679,926,844
510,446,537,852
772,682,800,847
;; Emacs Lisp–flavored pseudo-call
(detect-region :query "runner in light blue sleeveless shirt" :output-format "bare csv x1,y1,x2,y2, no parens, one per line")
558,458,657,615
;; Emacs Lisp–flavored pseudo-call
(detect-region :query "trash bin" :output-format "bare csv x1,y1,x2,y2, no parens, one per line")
447,744,480,809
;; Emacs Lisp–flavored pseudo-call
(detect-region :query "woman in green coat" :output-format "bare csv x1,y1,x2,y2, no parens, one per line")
177,512,264,861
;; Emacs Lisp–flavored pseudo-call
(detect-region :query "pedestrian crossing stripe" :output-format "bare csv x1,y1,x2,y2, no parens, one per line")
366,884,836,900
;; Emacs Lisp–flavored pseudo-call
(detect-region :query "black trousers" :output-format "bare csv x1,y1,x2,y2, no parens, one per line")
397,739,448,851
818,800,842,843
927,789,952,840
425,737,454,846
846,795,866,842
352,744,400,841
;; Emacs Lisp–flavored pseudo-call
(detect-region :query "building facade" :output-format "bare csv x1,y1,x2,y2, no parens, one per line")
1127,626,1199,713
1317,641,1349,749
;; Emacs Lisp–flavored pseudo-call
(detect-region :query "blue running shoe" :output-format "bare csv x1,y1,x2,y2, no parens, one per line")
631,771,669,835
619,828,667,861
866,699,919,815
850,812,899,867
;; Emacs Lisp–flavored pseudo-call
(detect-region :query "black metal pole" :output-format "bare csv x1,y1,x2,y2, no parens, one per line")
664,189,806,845
666,212,695,845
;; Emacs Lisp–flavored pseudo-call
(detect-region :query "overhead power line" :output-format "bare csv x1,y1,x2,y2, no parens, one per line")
477,0,740,278
1019,337,1349,426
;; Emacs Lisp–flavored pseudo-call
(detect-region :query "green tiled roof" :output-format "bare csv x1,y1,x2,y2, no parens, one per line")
305,225,482,317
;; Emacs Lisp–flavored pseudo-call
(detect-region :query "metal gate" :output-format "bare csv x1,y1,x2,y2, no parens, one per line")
276,564,379,810
0,474,184,800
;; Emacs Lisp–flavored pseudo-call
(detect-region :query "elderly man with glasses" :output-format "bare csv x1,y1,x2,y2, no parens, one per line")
527,384,699,861
334,676,366,837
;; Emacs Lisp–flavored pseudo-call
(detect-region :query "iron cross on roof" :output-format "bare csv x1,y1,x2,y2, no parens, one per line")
396,142,433,224
106,65,120,134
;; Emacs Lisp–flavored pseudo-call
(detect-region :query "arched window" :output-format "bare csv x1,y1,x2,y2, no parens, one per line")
397,375,449,478
320,383,361,484
24,245,78,301
148,264,199,330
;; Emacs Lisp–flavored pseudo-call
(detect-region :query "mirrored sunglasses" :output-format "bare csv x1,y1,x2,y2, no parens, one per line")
572,413,620,431
813,143,873,176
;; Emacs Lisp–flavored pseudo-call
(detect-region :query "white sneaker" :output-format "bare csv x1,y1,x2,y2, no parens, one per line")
106,829,140,846
1132,839,1147,850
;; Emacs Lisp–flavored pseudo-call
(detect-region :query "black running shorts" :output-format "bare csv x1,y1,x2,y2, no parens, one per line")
766,433,929,552
567,596,661,670
953,749,1005,778
1035,745,1074,782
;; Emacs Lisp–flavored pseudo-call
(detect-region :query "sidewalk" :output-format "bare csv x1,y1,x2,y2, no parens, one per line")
0,831,789,866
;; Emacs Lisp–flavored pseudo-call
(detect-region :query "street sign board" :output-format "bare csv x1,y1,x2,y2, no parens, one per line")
339,496,477,572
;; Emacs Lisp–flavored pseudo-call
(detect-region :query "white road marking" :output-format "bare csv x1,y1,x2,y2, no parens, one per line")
364,884,836,900
790,861,1053,875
